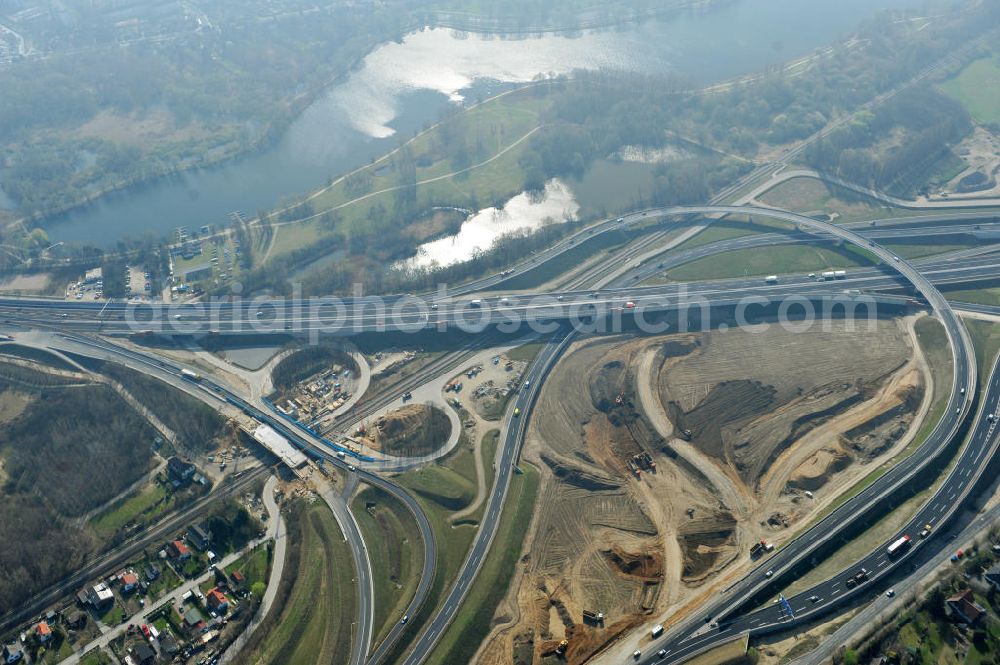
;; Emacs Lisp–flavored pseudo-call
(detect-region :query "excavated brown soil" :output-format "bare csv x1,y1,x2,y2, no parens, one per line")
371,403,450,456
475,320,925,665
600,546,664,581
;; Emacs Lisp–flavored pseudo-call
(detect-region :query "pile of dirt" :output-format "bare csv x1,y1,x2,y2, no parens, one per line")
667,379,776,460
600,546,664,580
843,383,924,459
677,511,738,583
589,360,628,413
540,453,621,492
658,321,911,486
786,447,854,492
373,403,450,457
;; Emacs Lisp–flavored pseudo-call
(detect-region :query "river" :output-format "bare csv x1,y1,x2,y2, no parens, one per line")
19,0,928,246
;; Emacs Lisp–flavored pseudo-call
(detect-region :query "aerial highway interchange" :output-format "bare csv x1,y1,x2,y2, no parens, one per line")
3,198,1000,665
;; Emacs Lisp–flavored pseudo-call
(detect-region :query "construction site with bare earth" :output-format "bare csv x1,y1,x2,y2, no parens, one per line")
475,316,931,665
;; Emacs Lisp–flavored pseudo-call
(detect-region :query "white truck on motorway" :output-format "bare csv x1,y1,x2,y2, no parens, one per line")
887,534,912,557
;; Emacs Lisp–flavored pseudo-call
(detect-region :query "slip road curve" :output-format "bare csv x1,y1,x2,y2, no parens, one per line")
399,329,573,665
397,203,975,665
41,331,419,665
592,205,977,664
654,347,1000,665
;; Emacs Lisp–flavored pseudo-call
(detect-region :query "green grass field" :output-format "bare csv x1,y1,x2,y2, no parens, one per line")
90,482,168,536
667,243,871,281
757,176,894,221
79,649,112,665
940,55,1000,125
881,241,979,260
381,434,490,662
226,544,271,590
350,485,423,647
945,285,1000,308
424,462,540,665
263,90,548,264
243,501,357,665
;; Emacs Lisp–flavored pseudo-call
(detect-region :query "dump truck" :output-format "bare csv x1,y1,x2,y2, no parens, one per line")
651,624,664,638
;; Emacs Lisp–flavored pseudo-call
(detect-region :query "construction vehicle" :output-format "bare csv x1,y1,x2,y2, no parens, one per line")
615,391,625,406
678,429,693,441
632,452,656,472
556,640,568,655
582,610,604,625
651,624,664,638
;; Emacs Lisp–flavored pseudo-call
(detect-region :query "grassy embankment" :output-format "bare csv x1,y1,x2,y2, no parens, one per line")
241,500,357,664
351,485,424,647
379,428,501,662
265,90,549,260
782,318,1000,596
424,462,540,665
945,286,1000,308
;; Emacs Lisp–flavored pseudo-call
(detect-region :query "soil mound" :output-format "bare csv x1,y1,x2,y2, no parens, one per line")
540,453,622,492
600,546,664,580
375,403,450,456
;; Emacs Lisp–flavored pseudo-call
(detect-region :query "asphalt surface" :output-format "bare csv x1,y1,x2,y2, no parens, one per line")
18,331,383,665
399,329,572,665
2,200,997,665
641,350,1000,665
2,206,998,337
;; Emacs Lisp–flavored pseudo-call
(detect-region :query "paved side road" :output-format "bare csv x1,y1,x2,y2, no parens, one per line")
62,474,282,665
218,475,287,664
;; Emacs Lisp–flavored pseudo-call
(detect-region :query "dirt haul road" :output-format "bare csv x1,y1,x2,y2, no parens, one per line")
474,318,930,665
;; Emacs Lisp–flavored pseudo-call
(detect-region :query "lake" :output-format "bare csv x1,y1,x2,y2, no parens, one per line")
13,0,929,246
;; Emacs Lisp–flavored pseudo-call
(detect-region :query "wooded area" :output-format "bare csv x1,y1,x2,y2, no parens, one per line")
0,383,157,609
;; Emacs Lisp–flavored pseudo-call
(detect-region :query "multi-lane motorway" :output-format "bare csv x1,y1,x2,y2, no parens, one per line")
643,347,1000,665
4,199,1000,665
